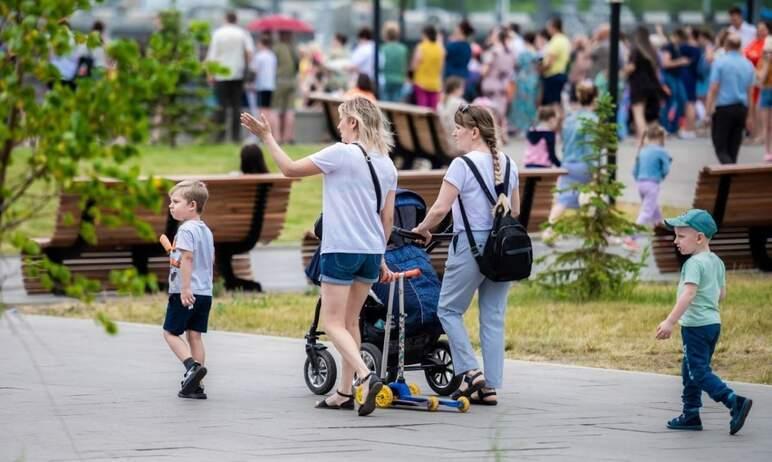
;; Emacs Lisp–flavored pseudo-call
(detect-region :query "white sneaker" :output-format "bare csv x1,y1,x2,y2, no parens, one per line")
678,131,697,140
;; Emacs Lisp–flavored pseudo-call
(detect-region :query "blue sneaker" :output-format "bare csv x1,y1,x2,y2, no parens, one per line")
667,413,703,431
729,395,752,435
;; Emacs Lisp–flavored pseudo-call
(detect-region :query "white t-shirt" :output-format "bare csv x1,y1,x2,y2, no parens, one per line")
443,151,519,233
729,22,757,49
252,48,277,91
350,41,375,80
206,24,254,81
310,143,398,254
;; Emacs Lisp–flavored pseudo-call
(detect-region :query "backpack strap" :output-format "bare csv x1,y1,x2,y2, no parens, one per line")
456,154,511,260
352,142,382,213
459,156,496,206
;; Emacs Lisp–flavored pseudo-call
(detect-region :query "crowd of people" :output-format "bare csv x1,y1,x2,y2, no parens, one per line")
201,8,772,163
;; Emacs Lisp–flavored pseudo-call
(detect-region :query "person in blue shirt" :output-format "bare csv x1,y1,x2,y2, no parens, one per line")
676,28,703,139
543,82,598,245
624,124,672,251
444,20,474,81
706,33,756,164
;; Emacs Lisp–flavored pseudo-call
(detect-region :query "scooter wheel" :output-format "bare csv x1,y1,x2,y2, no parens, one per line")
408,383,421,396
426,396,439,412
376,385,394,408
457,396,471,413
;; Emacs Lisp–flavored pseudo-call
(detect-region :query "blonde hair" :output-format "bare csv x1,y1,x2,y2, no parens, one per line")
454,104,504,186
170,180,209,214
339,96,394,155
644,124,666,143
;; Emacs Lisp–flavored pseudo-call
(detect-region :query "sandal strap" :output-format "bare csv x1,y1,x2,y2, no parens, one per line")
354,372,374,386
477,388,497,398
463,370,484,385
336,390,354,399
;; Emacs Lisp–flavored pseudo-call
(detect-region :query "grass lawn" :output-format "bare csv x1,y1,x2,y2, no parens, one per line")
20,273,772,385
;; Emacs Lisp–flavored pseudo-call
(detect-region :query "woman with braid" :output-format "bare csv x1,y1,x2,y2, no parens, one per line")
412,104,520,406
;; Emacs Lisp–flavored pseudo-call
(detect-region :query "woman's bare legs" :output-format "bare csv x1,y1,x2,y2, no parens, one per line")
320,282,374,405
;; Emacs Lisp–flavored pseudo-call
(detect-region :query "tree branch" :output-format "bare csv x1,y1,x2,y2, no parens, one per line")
0,165,48,215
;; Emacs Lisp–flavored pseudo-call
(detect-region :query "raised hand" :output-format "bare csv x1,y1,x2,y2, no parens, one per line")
240,112,272,140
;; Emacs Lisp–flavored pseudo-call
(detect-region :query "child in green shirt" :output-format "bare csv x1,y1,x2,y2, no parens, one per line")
656,209,752,435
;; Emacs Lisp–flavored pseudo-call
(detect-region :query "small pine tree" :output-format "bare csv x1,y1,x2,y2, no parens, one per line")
535,92,646,300
147,9,224,147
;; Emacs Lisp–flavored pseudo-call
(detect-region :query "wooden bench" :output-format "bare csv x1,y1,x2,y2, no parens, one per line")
301,167,565,278
23,174,295,294
652,164,772,272
308,92,456,169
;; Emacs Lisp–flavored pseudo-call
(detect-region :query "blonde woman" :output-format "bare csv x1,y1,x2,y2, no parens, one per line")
241,97,398,416
412,105,520,406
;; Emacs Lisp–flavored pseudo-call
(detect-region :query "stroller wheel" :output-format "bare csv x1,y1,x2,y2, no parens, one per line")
424,339,463,396
304,349,337,395
359,342,383,378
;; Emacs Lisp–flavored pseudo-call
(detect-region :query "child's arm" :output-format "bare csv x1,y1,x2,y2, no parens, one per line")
179,249,195,307
656,283,697,339
546,132,560,167
660,152,671,179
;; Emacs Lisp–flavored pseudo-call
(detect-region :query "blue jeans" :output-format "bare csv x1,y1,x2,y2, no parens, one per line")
681,324,733,414
660,74,686,134
437,232,511,388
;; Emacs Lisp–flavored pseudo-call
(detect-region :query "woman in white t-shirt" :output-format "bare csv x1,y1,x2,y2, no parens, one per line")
241,97,398,416
412,104,520,406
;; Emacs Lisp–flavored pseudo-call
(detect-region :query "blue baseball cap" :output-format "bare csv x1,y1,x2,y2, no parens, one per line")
664,209,718,239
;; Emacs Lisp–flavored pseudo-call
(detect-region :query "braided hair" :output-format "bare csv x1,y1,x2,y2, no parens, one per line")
454,104,510,213
454,105,504,186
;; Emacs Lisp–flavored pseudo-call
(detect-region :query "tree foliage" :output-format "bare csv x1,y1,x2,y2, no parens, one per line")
534,93,646,301
0,0,191,305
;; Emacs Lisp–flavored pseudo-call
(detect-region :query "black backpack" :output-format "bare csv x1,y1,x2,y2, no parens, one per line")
457,155,533,282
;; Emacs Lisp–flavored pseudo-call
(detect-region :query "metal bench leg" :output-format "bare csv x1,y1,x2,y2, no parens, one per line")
749,227,772,272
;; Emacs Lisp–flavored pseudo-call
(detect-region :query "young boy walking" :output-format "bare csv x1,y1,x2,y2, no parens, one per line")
656,209,752,434
162,180,215,399
624,124,671,252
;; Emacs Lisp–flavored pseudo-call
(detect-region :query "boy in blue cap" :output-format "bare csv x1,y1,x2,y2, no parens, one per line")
656,209,752,435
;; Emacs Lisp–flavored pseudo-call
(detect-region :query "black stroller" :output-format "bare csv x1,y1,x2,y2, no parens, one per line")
303,189,462,396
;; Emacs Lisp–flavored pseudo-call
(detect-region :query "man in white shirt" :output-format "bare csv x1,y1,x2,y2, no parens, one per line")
349,28,375,82
206,11,254,142
727,6,757,49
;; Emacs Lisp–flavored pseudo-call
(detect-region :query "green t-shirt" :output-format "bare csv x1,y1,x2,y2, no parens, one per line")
381,42,407,85
677,251,726,327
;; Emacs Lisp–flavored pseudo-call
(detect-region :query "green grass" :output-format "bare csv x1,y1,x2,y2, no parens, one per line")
21,273,772,385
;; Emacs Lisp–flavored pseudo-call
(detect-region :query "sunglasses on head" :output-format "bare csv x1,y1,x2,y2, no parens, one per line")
459,103,470,113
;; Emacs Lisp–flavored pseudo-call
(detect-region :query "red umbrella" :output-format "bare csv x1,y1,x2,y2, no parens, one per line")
247,15,314,33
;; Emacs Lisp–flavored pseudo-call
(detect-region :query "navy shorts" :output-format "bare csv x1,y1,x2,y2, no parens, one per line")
320,253,381,285
541,73,567,105
256,90,273,108
163,294,213,335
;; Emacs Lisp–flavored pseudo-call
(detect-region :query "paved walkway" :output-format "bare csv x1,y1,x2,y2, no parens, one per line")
2,313,770,461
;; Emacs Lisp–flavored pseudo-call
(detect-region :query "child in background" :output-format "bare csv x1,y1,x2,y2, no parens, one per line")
656,209,752,435
624,124,672,251
523,106,560,168
438,76,467,156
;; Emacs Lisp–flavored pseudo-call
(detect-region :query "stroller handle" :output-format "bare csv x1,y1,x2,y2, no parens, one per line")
392,226,453,242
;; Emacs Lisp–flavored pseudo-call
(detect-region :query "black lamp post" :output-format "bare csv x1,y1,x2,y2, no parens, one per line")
608,0,622,182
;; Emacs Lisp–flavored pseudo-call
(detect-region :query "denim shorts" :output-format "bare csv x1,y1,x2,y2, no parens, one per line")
761,88,772,109
320,253,381,285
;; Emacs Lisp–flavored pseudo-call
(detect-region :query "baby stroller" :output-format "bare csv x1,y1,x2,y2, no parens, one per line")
303,189,462,397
